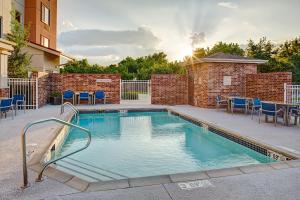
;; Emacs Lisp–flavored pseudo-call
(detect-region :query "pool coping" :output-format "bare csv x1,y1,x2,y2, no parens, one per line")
29,107,300,192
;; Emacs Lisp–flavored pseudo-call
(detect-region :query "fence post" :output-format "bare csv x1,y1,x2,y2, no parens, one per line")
283,83,287,103
36,78,39,109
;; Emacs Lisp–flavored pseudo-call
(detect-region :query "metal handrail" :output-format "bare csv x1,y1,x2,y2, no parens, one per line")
21,118,91,188
60,102,79,116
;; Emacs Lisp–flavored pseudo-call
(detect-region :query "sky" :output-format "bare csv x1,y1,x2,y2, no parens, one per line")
58,0,300,65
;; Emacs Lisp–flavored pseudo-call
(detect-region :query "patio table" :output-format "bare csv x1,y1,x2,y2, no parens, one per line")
263,101,300,126
75,92,94,105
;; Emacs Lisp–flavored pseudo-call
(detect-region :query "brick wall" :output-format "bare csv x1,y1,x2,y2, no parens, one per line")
188,62,257,108
0,88,9,98
246,72,292,102
50,73,121,104
37,73,51,107
151,74,188,105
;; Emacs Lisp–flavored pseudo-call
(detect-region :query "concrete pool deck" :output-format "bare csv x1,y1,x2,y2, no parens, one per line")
1,104,300,200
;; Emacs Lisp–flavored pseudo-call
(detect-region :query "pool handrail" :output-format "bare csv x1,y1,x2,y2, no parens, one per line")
21,117,91,188
60,102,79,117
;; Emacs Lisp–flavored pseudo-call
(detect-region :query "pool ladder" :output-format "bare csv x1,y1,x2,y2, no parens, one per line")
21,118,91,188
61,102,79,117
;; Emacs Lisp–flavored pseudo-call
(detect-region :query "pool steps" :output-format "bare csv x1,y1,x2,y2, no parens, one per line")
55,157,128,182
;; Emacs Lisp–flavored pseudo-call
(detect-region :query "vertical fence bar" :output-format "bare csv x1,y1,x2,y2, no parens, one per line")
35,78,38,109
7,78,38,109
284,83,287,103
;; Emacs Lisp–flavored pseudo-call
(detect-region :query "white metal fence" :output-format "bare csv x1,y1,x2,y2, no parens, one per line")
7,78,38,109
284,83,300,104
121,80,151,104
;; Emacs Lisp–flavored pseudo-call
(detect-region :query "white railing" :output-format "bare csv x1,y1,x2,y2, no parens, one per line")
284,83,300,104
121,80,151,104
7,78,38,109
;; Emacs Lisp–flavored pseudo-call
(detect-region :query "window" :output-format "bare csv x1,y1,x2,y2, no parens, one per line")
41,35,49,47
41,4,50,25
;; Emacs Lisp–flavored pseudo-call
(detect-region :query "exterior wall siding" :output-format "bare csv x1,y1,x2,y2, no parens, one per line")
25,0,57,49
151,74,188,105
246,72,292,102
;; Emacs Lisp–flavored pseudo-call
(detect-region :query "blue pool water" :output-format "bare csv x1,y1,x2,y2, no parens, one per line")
54,111,275,182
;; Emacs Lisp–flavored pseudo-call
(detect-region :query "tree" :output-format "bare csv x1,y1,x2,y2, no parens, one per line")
60,52,186,80
207,42,244,56
192,48,207,58
6,10,31,78
246,37,275,60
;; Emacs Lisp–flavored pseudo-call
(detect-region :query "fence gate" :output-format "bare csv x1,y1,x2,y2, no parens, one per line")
7,78,38,109
284,83,300,104
121,80,151,104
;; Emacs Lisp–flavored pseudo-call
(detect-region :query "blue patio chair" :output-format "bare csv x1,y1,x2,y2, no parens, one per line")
216,95,227,110
94,90,106,104
0,98,14,119
251,98,261,119
12,94,26,115
79,92,89,104
259,102,282,126
62,90,75,104
231,98,248,114
289,106,300,125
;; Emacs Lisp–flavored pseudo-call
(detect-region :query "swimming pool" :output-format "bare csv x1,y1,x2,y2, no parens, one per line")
52,110,277,182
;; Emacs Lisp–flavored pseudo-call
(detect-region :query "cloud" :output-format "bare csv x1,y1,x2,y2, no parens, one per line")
58,20,77,33
190,32,206,48
58,27,160,48
61,45,159,65
218,2,238,9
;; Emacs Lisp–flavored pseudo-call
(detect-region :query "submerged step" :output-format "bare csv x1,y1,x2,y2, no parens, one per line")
55,157,127,182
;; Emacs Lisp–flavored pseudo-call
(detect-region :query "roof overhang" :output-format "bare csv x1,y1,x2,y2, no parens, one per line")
184,57,268,66
0,38,15,54
200,58,268,64
28,42,61,57
60,52,75,61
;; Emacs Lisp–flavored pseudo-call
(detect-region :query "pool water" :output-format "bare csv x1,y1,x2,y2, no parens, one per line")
54,111,276,182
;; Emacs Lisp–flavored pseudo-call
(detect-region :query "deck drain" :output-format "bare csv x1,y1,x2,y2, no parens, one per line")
178,180,214,190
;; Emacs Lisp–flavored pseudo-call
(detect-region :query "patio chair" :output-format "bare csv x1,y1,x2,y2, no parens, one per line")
289,106,300,125
250,98,261,119
0,98,14,119
79,92,89,104
259,102,282,126
215,95,227,109
231,98,248,114
62,90,75,105
12,94,26,115
94,90,106,104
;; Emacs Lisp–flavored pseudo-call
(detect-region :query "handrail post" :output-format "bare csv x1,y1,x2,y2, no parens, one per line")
21,127,28,188
21,118,90,189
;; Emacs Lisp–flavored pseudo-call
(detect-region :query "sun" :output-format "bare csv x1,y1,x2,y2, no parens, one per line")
177,45,193,60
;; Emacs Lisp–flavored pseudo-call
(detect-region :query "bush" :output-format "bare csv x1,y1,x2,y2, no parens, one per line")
50,92,61,97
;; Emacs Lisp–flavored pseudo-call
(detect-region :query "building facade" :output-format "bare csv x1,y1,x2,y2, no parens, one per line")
0,0,72,75
24,0,57,49
0,0,14,96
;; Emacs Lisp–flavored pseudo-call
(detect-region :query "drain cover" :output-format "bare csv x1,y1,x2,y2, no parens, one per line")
178,180,214,190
